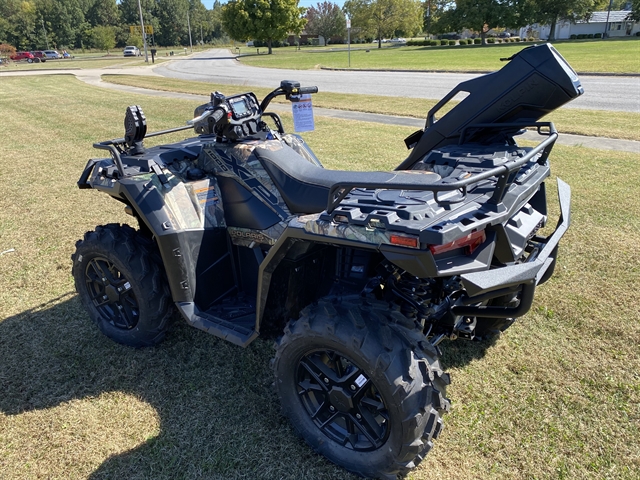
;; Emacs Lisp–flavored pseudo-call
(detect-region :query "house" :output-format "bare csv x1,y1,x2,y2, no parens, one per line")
520,10,639,40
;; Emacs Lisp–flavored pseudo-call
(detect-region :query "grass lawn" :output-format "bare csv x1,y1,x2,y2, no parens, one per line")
102,74,640,141
239,39,640,74
0,75,639,480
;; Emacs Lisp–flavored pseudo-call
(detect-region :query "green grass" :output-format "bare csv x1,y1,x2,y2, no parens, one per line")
239,39,640,73
102,74,640,141
0,75,639,480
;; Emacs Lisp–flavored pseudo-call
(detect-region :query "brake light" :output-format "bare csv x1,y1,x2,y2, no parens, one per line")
390,234,419,248
429,230,486,255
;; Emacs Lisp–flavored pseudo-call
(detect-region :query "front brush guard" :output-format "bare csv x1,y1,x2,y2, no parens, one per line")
452,178,571,319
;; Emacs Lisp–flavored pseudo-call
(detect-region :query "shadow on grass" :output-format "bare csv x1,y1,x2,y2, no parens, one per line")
0,294,496,479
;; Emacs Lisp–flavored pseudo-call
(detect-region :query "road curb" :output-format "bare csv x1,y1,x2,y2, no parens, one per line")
319,67,640,77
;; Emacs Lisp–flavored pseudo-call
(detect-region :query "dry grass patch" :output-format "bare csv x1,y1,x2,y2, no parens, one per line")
102,74,640,141
0,75,638,479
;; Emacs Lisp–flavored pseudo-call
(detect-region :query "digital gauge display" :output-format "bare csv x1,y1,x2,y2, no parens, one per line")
230,98,250,117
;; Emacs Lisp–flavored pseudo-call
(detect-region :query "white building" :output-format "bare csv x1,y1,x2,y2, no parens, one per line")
520,10,639,40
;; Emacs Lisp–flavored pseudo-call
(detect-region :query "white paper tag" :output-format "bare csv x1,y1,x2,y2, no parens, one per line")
292,94,315,132
355,374,367,388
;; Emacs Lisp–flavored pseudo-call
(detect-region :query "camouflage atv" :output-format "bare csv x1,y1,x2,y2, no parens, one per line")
72,44,579,479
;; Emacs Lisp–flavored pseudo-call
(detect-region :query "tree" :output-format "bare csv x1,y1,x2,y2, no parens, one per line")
629,0,640,22
221,0,306,54
344,0,423,48
86,0,120,27
432,0,524,45
305,2,346,44
91,25,115,52
527,0,598,41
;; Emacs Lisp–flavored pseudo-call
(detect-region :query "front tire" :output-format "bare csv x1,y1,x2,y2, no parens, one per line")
274,297,450,479
72,224,173,347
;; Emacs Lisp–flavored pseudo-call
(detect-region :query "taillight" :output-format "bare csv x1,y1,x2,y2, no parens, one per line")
390,234,419,248
429,230,486,255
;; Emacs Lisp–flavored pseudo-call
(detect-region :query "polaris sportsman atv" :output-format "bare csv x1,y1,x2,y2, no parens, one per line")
73,44,580,479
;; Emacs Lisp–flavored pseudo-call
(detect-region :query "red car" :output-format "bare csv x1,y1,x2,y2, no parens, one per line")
31,51,47,60
10,51,35,62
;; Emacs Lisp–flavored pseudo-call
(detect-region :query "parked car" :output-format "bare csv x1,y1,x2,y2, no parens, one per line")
62,51,71,58
123,46,140,57
498,32,511,38
10,51,35,62
390,37,407,43
43,50,61,59
31,50,47,62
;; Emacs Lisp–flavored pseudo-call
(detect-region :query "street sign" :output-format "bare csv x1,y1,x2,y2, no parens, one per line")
346,19,351,29
129,25,154,35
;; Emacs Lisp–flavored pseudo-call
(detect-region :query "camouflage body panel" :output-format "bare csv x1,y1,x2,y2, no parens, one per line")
228,222,288,247
199,140,292,221
118,171,226,230
292,214,420,248
281,133,322,166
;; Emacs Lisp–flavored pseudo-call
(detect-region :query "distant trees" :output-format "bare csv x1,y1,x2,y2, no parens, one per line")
305,2,346,43
344,0,423,48
0,0,227,50
528,0,600,41
221,0,306,54
433,0,521,45
91,25,116,52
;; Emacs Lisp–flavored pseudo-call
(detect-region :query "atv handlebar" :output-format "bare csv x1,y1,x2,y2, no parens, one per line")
187,107,226,126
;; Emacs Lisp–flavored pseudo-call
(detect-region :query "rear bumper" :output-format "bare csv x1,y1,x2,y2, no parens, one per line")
452,177,571,318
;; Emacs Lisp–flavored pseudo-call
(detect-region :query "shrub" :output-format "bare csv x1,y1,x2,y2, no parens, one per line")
512,36,520,42
587,34,594,39
448,40,456,46
577,34,585,39
594,33,602,38
430,40,438,46
487,38,495,43
570,34,577,39
440,39,448,45
636,31,640,36
474,38,481,44
527,37,534,42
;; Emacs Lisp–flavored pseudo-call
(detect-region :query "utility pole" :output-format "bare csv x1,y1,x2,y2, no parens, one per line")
41,18,49,49
347,16,351,68
137,0,149,62
603,0,613,39
187,10,194,53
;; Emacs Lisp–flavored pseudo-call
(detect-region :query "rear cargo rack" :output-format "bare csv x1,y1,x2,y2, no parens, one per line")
326,122,557,214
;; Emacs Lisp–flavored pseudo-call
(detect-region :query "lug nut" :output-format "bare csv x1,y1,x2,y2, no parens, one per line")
324,378,329,383
350,385,356,391
329,406,335,412
356,413,362,419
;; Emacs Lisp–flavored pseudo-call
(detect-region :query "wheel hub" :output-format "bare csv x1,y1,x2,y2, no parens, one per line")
328,387,354,412
296,349,390,451
104,284,120,303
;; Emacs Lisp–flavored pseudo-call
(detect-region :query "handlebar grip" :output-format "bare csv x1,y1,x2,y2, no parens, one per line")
298,86,318,94
210,108,225,123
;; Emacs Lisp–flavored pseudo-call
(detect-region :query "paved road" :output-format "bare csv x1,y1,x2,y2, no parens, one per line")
154,49,640,113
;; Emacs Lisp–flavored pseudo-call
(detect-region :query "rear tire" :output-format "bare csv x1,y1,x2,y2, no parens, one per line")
274,296,450,479
72,224,173,347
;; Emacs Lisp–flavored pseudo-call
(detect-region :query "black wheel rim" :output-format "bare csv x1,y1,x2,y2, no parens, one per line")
296,349,390,451
84,256,139,330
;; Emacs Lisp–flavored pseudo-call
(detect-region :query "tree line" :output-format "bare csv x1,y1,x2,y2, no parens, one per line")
221,0,640,53
2,0,638,53
0,0,226,51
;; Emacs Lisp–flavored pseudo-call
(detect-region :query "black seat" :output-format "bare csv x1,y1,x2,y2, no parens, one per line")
254,144,440,215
